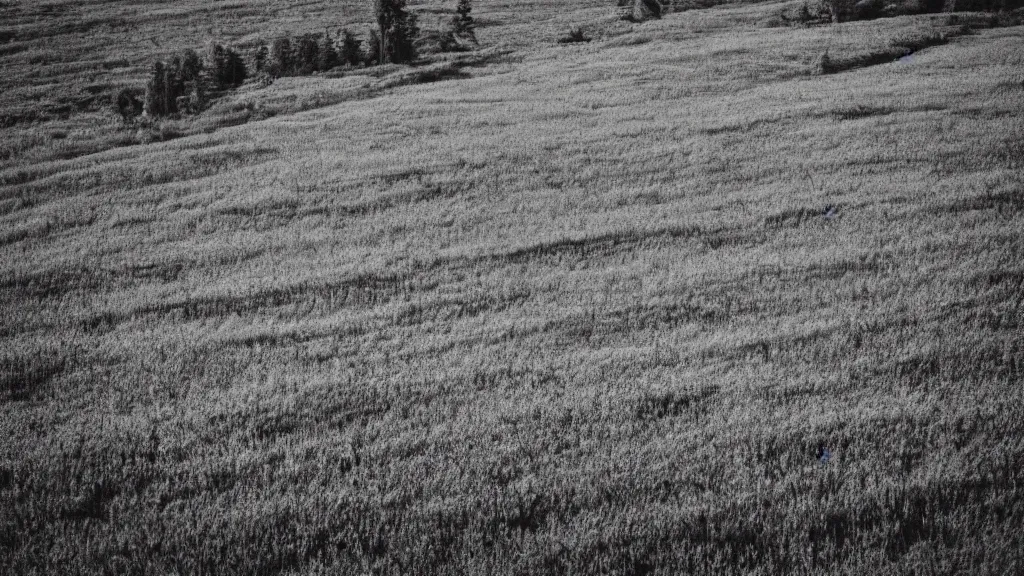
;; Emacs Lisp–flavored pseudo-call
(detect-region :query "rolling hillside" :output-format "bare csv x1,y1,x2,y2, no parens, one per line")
2,1,1024,574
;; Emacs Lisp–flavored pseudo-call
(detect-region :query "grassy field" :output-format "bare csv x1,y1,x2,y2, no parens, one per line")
2,0,1024,574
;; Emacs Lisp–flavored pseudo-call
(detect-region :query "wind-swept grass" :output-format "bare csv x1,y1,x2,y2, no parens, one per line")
2,1,1024,574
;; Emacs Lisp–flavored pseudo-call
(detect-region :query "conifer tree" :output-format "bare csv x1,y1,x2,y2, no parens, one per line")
365,29,381,66
296,34,321,74
271,37,293,76
114,88,143,124
319,31,340,71
253,45,270,74
144,61,167,116
374,0,419,64
452,0,476,42
340,29,362,66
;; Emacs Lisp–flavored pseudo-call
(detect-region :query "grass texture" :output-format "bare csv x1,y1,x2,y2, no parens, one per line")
2,1,1024,574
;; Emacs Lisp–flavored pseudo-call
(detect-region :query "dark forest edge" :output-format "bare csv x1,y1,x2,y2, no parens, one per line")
115,0,478,126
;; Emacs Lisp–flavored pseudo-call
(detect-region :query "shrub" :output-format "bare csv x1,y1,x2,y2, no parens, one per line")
558,27,592,43
820,0,857,21
618,0,665,21
114,88,143,124
815,49,834,74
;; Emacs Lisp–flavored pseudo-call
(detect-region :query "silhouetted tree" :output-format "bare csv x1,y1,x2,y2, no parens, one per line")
341,29,362,66
114,88,143,124
208,44,246,88
270,37,293,76
365,29,381,65
374,0,419,64
252,45,270,74
452,0,476,42
319,30,341,71
296,34,321,74
144,61,167,116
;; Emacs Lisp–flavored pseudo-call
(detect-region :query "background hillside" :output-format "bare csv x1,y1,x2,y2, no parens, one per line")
2,0,1024,574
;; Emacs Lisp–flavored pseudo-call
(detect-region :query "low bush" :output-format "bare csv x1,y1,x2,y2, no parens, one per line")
558,28,592,44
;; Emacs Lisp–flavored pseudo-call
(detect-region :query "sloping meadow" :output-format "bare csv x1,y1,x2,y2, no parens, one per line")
2,2,1024,574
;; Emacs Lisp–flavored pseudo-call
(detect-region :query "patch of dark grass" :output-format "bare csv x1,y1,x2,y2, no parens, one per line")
62,479,119,522
831,104,893,120
635,385,720,420
817,28,965,75
558,28,592,44
943,190,1024,214
1,352,66,402
763,207,818,228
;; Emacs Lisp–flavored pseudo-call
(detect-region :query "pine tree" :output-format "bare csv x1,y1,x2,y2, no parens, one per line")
161,58,177,114
340,29,362,66
223,47,247,86
374,0,419,64
296,34,321,74
253,45,270,74
167,55,185,114
365,29,381,66
270,37,293,76
144,61,166,116
452,0,476,42
180,49,204,85
114,88,143,124
319,31,340,71
207,43,227,87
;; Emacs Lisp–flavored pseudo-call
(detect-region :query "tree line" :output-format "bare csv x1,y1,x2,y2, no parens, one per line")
117,0,475,122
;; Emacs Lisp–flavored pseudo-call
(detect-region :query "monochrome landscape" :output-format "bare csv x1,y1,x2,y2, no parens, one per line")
2,0,1023,573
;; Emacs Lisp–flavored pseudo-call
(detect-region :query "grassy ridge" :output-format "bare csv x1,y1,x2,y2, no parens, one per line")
3,1,1024,574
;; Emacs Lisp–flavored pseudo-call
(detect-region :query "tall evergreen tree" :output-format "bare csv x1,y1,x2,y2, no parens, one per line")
319,30,340,71
296,34,321,74
452,0,476,42
162,58,177,114
167,55,184,114
253,45,270,74
222,47,247,86
340,29,362,66
270,37,293,76
365,29,381,66
374,0,419,64
144,61,167,116
207,43,227,86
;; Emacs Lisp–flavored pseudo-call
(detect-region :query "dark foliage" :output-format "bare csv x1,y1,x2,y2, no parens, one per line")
143,46,244,117
365,29,382,66
252,45,270,74
618,0,664,21
375,0,420,64
295,34,321,75
452,0,477,42
319,31,341,71
341,29,363,66
114,87,143,124
558,27,592,43
270,37,293,77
